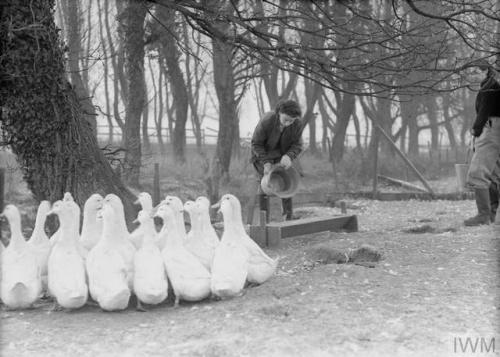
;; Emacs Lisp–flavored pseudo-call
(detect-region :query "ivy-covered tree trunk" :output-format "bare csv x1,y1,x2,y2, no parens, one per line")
0,0,136,221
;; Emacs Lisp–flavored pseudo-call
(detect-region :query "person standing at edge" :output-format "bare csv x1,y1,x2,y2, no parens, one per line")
464,62,500,226
251,99,303,221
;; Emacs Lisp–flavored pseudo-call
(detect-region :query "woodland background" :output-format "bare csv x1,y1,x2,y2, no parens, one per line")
1,0,499,216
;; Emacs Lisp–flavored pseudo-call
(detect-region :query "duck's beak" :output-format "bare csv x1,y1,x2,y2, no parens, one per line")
211,201,221,210
150,203,162,217
132,218,139,225
134,197,140,205
211,200,221,214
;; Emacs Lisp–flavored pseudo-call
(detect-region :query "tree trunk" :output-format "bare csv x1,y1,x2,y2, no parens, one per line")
426,95,439,151
106,0,126,132
120,0,146,187
330,86,356,162
63,0,97,136
208,0,238,202
156,6,189,163
156,64,166,155
441,92,457,149
0,0,136,221
401,97,420,156
303,78,321,155
142,69,151,155
97,0,113,143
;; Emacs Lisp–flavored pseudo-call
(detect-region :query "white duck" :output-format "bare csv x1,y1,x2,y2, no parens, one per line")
49,193,80,246
129,207,158,250
0,205,42,309
136,192,153,211
47,200,88,309
133,210,168,310
210,195,249,298
222,194,278,284
80,193,104,252
102,194,136,289
27,200,51,292
49,200,62,248
184,197,219,272
153,195,187,250
86,200,131,311
155,202,211,307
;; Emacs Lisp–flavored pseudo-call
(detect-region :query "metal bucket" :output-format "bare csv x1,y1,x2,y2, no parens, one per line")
260,165,300,198
455,163,469,192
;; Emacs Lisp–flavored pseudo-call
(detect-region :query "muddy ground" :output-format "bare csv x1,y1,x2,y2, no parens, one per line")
1,199,499,357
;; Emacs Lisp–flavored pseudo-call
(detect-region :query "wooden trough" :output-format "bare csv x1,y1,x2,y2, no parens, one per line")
248,210,358,248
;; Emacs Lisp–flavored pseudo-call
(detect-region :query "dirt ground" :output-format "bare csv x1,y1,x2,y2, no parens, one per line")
1,198,499,357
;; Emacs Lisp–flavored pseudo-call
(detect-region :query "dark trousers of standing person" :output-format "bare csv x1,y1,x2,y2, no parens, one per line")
465,117,500,226
253,161,293,220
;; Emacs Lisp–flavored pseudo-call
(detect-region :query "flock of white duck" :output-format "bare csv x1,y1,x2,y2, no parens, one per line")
0,192,278,311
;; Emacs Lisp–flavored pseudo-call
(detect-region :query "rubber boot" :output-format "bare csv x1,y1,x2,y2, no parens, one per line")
282,198,293,221
464,188,491,226
495,205,500,226
489,182,499,223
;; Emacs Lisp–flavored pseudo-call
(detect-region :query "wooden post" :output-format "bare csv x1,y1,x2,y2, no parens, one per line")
372,127,379,198
340,200,347,214
153,163,160,206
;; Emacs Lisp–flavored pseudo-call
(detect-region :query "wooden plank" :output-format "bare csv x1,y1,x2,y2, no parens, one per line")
267,215,358,239
374,123,435,195
312,191,474,202
377,174,428,193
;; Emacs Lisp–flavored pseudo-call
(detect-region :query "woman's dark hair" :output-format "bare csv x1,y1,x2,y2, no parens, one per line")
275,99,302,118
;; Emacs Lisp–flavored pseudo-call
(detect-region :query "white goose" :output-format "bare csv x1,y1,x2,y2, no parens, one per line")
133,210,168,310
155,201,211,307
222,194,278,284
86,200,131,311
47,200,88,309
0,205,42,309
27,200,51,292
184,197,219,272
80,194,104,252
210,195,249,298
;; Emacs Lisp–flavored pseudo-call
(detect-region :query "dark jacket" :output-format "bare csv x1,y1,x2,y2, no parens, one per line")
472,75,500,137
250,111,303,164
